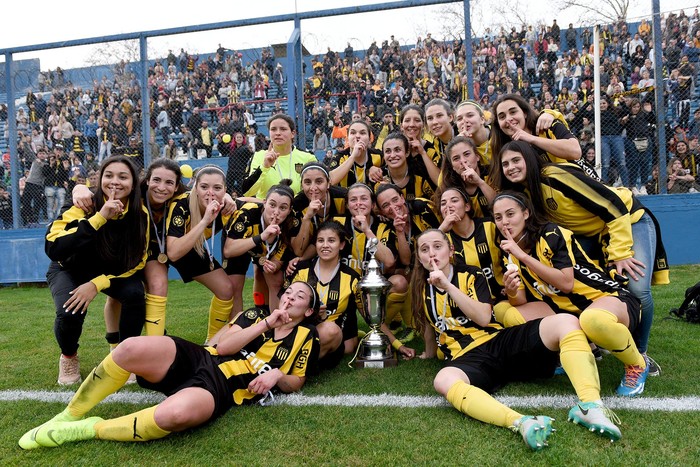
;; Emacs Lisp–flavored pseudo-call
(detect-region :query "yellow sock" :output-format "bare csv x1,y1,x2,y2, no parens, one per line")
66,353,130,418
144,294,167,336
493,301,526,328
384,292,406,325
559,330,601,403
399,293,414,328
207,296,234,341
446,380,522,428
94,405,170,442
109,343,119,352
579,308,645,367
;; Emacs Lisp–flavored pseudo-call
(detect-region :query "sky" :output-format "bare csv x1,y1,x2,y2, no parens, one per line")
3,0,699,70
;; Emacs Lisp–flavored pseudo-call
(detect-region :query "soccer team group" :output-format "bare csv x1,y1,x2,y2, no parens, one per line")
19,95,669,452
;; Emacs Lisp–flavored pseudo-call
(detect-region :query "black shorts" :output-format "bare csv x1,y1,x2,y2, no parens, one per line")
619,290,642,333
337,310,359,342
445,319,559,394
223,254,252,275
137,336,238,419
171,249,222,282
318,340,345,372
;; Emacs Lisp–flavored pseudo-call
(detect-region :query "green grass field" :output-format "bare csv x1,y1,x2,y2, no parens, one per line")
2,265,700,465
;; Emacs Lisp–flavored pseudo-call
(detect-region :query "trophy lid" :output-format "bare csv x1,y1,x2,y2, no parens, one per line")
358,237,391,290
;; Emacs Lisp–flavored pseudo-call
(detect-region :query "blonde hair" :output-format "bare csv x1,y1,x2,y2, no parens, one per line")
188,165,226,257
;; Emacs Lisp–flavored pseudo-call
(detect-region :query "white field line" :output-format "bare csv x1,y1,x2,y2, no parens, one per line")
2,390,700,411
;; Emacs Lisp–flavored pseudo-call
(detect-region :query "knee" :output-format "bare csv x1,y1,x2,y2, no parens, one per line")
146,276,169,297
433,368,457,396
318,322,343,350
154,401,202,431
215,282,234,301
112,336,146,364
389,274,408,293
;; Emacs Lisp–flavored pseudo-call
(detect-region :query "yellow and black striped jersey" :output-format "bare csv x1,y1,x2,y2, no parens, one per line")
513,223,627,314
291,185,348,238
467,185,492,219
166,193,232,242
398,198,441,268
291,258,363,340
447,218,504,300
332,215,398,275
425,134,446,168
327,148,383,187
209,307,319,406
422,262,501,361
537,109,576,164
538,164,643,263
375,158,436,201
46,202,150,292
223,202,290,262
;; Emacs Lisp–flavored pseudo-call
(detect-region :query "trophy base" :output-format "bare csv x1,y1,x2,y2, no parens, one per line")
353,354,398,368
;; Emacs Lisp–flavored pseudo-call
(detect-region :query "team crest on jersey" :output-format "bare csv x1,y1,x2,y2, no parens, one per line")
329,290,339,301
172,216,185,227
292,217,300,227
295,163,303,174
545,197,558,210
476,242,488,255
478,195,488,206
274,346,290,361
234,222,245,232
244,309,259,320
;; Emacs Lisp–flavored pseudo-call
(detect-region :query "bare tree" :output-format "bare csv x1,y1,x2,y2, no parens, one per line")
554,0,637,25
434,0,539,40
84,40,141,68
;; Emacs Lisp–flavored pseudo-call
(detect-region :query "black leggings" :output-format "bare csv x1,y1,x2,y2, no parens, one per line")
47,262,145,356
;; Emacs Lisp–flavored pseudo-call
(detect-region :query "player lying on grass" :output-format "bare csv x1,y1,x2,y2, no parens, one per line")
19,282,320,449
410,228,622,451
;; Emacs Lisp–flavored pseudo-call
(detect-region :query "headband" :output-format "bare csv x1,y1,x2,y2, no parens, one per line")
295,281,318,312
458,100,484,114
301,164,330,180
443,187,470,204
196,165,226,178
494,193,527,209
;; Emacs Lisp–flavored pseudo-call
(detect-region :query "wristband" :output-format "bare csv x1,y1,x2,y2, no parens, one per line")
391,339,403,351
264,318,272,330
253,235,263,247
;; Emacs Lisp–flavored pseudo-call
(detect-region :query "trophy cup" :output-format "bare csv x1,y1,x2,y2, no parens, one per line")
354,238,398,368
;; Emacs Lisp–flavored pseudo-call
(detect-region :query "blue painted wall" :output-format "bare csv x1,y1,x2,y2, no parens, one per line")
2,193,698,284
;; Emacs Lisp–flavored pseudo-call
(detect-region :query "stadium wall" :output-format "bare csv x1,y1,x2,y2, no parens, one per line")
2,192,699,284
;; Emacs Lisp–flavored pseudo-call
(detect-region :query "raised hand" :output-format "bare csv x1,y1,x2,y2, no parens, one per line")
99,187,124,220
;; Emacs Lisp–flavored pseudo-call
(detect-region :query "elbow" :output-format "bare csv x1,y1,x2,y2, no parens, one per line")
559,276,575,294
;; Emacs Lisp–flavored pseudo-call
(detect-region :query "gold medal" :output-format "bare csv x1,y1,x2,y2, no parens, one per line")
157,253,168,264
258,256,266,266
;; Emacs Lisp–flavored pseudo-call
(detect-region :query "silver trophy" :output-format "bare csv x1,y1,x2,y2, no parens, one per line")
354,237,398,368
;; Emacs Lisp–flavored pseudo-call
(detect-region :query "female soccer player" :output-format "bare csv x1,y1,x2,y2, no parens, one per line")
424,98,456,169
223,182,296,316
411,229,622,450
376,132,436,201
437,187,503,302
242,114,317,198
492,141,668,377
18,282,321,449
166,165,234,342
328,120,383,187
492,191,650,396
399,104,441,185
439,136,495,218
46,155,149,385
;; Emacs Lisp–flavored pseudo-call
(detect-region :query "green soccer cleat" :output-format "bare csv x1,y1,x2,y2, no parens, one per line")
568,402,622,441
512,415,555,451
18,409,83,450
34,417,102,448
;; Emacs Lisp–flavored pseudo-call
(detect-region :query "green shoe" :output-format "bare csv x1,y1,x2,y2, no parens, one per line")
512,415,554,451
568,402,622,441
34,417,102,448
18,409,83,450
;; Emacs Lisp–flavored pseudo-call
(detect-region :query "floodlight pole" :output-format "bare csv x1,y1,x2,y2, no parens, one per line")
652,0,667,193
4,54,20,228
140,34,152,166
464,0,474,100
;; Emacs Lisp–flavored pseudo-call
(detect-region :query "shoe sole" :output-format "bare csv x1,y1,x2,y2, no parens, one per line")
568,414,622,441
57,377,82,386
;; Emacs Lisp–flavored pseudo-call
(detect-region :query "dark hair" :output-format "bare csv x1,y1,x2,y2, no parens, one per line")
399,104,425,124
267,113,296,132
424,98,454,117
409,228,452,335
316,220,347,245
437,186,474,219
264,181,295,246
490,140,547,210
300,161,331,182
382,132,409,153
292,282,323,325
347,182,376,204
489,94,539,166
491,190,548,251
139,158,187,200
348,119,372,135
94,155,147,271
265,180,294,202
439,135,479,193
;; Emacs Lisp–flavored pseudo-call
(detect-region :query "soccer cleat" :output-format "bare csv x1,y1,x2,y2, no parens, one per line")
18,410,81,450
644,354,661,377
568,402,622,441
616,362,650,397
512,415,555,451
58,354,81,386
34,417,102,448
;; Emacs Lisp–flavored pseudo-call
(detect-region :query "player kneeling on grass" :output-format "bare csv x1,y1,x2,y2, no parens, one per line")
411,229,621,451
19,282,321,449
